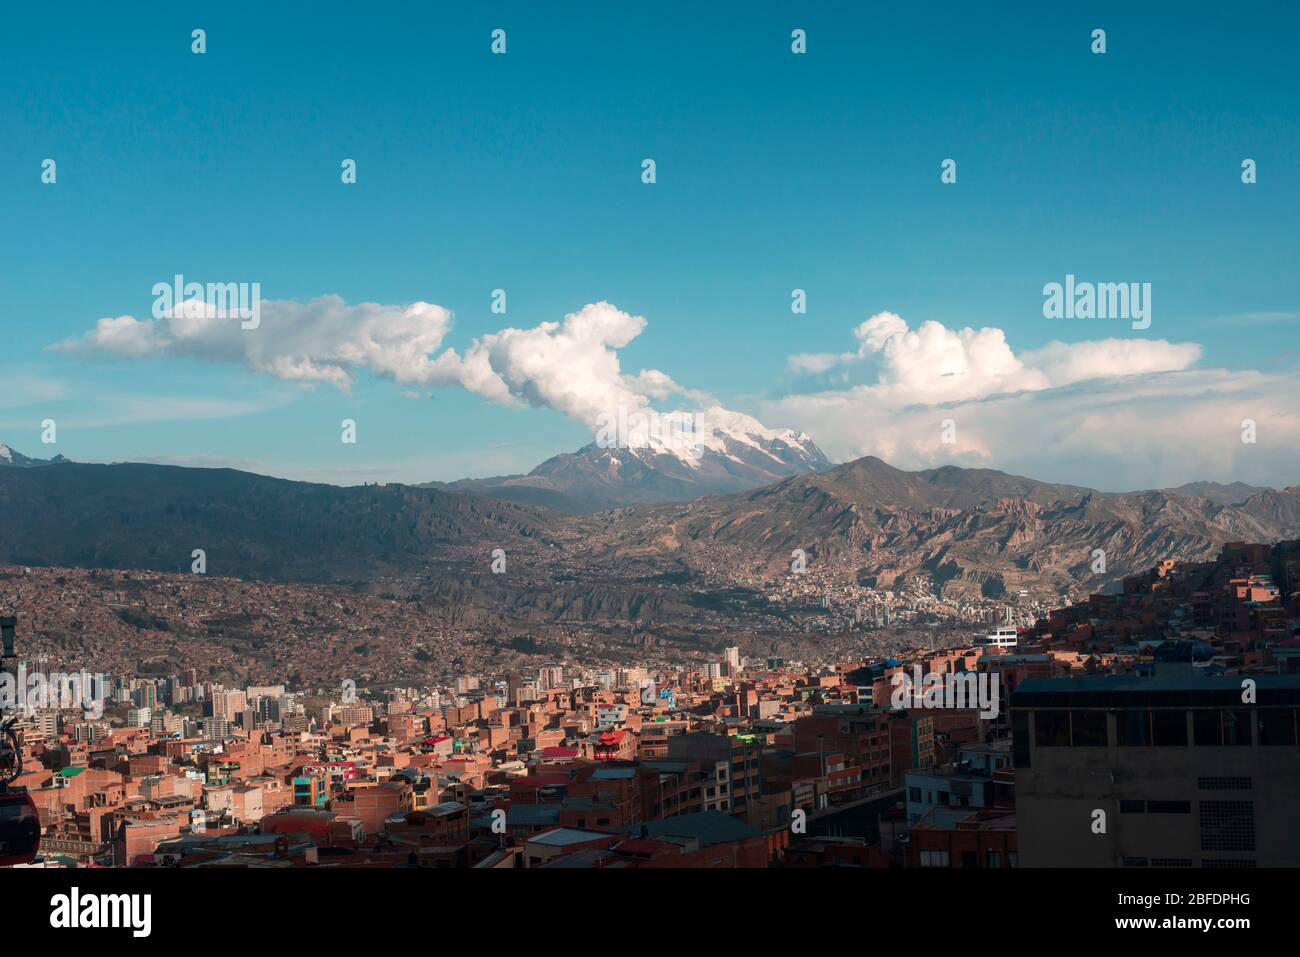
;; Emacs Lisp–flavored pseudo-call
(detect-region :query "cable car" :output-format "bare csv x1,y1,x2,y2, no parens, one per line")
1,713,38,867
2,615,40,866
0,791,39,867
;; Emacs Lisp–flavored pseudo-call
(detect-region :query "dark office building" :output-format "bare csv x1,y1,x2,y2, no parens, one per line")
1012,675,1300,867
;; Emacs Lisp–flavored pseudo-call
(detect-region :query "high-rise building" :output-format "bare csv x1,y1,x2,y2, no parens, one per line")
202,716,231,742
1013,674,1300,867
131,684,157,711
150,711,183,735
208,690,248,719
259,696,284,722
337,704,373,727
33,711,60,739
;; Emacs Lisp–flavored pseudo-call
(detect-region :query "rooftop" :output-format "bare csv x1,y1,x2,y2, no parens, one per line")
590,767,636,780
1013,673,1300,707
618,811,760,847
529,827,613,847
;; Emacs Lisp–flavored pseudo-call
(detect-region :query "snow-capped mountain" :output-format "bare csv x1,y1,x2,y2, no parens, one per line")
0,442,69,468
431,408,832,512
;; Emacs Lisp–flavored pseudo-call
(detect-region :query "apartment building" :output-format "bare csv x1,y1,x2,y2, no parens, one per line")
1013,674,1300,867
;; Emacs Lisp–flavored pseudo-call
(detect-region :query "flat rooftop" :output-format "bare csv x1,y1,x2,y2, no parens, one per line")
617,811,760,847
529,828,611,847
1013,674,1300,708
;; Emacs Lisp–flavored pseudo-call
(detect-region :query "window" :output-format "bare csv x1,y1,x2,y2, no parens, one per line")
1200,801,1255,852
986,850,1001,868
919,849,950,867
961,851,977,868
1224,710,1252,746
1258,709,1296,746
1034,710,1070,747
1120,799,1146,814
1146,800,1191,814
1119,709,1149,746
1193,710,1222,746
1012,711,1031,767
1071,710,1108,747
1151,710,1188,746
1121,857,1149,867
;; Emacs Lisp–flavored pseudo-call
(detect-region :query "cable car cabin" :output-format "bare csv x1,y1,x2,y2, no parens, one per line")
0,793,40,867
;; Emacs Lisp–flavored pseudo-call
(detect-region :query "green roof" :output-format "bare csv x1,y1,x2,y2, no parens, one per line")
58,766,87,778
618,811,761,847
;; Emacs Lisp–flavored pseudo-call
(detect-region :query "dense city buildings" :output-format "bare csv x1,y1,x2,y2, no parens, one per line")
2,540,1299,869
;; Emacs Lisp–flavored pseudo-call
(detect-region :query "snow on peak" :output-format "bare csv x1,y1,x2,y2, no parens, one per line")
591,404,825,470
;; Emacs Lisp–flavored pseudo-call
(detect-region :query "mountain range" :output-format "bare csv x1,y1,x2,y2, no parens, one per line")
0,459,568,582
0,442,68,468
425,414,831,511
589,456,1300,600
0,440,1296,610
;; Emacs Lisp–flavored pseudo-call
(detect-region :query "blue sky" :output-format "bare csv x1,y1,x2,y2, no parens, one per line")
1,2,1297,489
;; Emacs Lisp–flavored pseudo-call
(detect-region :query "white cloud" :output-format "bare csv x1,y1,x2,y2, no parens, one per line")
76,394,294,427
444,301,695,429
768,313,1295,490
787,352,842,375
53,297,701,434
52,295,458,391
788,310,1200,404
1020,338,1202,387
54,298,1296,490
160,447,555,487
0,370,67,409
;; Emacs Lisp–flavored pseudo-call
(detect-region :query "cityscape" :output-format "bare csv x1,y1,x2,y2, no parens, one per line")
0,0,1295,937
1,537,1298,870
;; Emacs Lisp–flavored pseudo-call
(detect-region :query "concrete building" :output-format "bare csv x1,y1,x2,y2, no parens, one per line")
1013,674,1300,867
